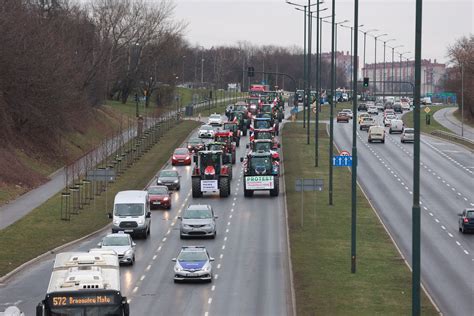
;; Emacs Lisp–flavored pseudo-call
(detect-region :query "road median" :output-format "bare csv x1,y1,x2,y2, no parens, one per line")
282,122,438,315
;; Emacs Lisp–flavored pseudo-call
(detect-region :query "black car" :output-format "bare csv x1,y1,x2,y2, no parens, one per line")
187,138,206,154
357,103,367,111
157,169,180,190
458,208,474,233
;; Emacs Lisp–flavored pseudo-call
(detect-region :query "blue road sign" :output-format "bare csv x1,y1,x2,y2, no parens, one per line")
333,155,352,167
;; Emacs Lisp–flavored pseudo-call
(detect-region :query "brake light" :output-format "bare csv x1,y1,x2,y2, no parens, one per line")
464,218,469,223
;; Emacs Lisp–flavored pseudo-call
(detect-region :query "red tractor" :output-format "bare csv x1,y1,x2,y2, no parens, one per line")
222,121,241,147
191,150,231,198
214,131,237,164
249,128,280,150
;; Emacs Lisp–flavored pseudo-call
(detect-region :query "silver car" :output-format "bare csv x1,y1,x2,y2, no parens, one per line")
401,128,414,143
198,124,216,138
98,232,136,265
172,246,214,283
179,204,217,239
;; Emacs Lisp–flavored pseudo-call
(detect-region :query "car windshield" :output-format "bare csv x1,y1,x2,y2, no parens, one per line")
115,203,144,216
102,236,129,246
223,124,237,131
215,136,229,142
148,187,167,195
183,208,212,219
363,118,373,122
255,120,271,128
201,126,213,131
178,251,208,262
208,144,223,151
255,132,272,139
250,156,272,170
254,142,271,151
160,170,178,177
404,129,414,134
174,148,188,155
466,211,474,218
210,114,220,119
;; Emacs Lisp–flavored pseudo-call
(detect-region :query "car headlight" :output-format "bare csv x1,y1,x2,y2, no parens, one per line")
137,219,144,225
157,179,162,183
113,219,119,225
174,179,179,183
204,265,211,272
183,224,191,228
174,265,183,272
124,249,133,256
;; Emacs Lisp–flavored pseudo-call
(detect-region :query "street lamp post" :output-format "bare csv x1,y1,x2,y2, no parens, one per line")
201,58,205,84
399,51,411,95
373,33,388,96
360,29,378,96
461,63,464,137
334,19,349,97
182,55,186,84
329,0,335,205
382,39,395,101
390,45,404,95
341,23,364,93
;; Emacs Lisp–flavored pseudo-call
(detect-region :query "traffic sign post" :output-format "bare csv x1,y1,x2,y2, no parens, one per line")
295,179,324,228
333,155,353,167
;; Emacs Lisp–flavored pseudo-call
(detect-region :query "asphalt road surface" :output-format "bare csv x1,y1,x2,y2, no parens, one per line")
0,112,293,316
333,111,473,316
433,107,474,140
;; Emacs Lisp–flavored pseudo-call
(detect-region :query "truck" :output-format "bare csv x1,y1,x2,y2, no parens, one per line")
192,150,231,198
241,151,280,197
36,250,130,316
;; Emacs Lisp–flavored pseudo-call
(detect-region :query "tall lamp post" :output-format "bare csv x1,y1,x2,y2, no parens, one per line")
382,39,395,101
390,45,404,95
373,33,388,96
360,29,378,81
329,0,336,205
334,20,349,97
201,58,205,84
340,23,364,91
398,51,411,95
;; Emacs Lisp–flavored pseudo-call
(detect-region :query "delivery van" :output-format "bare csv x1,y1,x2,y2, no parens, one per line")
109,190,151,239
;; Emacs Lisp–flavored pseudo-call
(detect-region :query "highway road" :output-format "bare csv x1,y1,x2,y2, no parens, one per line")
0,113,293,316
333,111,473,316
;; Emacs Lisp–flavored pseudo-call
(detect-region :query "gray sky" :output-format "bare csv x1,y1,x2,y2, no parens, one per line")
174,0,473,65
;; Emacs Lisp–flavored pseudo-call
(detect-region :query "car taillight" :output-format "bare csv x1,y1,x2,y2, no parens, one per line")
464,218,469,223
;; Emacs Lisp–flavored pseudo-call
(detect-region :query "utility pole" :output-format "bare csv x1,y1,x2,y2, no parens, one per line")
329,0,335,205
307,3,312,145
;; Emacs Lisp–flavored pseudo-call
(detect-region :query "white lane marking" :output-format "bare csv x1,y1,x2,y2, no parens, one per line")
229,214,233,219
146,264,151,271
464,250,469,255
456,241,461,246
158,246,162,251
441,226,446,230
231,208,234,212
409,191,413,195
405,186,409,190
447,183,450,187
435,218,440,223
224,236,227,242
429,212,434,216
132,287,138,293
232,202,235,206
211,285,216,291
222,245,226,250
448,233,453,238
471,203,474,206
140,275,145,281
225,228,229,233
205,312,209,316
464,197,468,201
162,237,167,242
220,254,224,259
423,206,428,210
153,255,157,260
217,264,221,269
227,221,231,226
214,274,219,279
171,221,175,226
233,197,237,201
451,187,455,191
166,229,171,235
208,298,213,305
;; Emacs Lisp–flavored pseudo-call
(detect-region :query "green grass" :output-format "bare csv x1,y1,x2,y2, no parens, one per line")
0,120,200,277
453,108,474,128
283,123,438,315
402,106,452,134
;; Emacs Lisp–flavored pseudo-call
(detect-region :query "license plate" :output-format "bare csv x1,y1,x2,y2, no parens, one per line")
124,229,133,233
153,201,160,205
187,272,197,276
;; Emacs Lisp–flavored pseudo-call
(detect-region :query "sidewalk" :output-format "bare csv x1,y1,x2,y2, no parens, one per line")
0,97,235,230
433,107,474,140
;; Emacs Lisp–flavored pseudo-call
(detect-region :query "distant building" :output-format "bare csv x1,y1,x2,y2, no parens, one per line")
321,51,358,88
362,59,446,95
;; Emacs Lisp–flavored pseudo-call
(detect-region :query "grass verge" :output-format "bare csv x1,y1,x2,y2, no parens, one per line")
283,122,438,315
402,106,451,134
0,120,200,277
452,108,474,129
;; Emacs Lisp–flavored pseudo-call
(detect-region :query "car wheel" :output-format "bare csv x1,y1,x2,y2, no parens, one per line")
212,231,216,239
459,226,462,232
461,226,465,234
180,234,185,239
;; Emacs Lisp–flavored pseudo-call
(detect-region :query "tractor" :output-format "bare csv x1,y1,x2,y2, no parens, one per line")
192,150,231,198
222,121,241,147
250,128,280,150
214,131,237,164
241,151,279,197
206,142,233,180
246,139,280,162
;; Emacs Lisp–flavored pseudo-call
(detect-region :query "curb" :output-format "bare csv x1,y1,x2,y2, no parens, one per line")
0,122,203,285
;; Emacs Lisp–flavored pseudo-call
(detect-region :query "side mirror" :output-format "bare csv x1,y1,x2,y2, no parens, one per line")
97,242,102,247
107,212,113,219
132,242,136,247
278,144,281,148
246,144,249,148
458,213,463,216
210,257,215,262
172,258,177,262
36,304,44,316
214,216,218,219
123,300,130,316
240,157,244,163
146,212,151,218
178,216,182,220
193,155,198,163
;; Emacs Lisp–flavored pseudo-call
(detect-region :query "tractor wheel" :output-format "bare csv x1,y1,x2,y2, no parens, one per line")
236,138,240,147
192,178,202,198
270,177,279,196
219,177,230,197
227,165,233,181
232,152,236,164
243,126,247,136
244,188,254,197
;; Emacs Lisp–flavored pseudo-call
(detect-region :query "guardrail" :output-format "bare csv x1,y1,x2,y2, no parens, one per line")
431,130,474,147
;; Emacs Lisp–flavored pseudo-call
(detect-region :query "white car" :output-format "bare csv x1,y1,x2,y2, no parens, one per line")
368,106,378,115
198,125,215,138
360,117,376,131
401,101,410,111
98,232,136,265
401,128,414,143
173,246,214,283
368,126,385,143
340,109,353,118
384,114,397,126
208,113,223,126
389,119,404,134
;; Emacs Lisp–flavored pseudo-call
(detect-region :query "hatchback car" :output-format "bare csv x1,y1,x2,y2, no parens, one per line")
336,112,350,123
400,128,414,143
179,204,217,239
341,109,353,118
187,138,206,154
357,103,367,111
171,147,192,166
360,117,376,131
173,246,214,283
208,113,223,126
98,232,136,265
368,106,378,115
148,185,171,209
458,209,474,233
368,126,385,143
157,169,180,190
198,125,215,138
384,114,397,127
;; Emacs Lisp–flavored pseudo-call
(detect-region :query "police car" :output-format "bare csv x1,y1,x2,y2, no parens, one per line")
172,246,214,283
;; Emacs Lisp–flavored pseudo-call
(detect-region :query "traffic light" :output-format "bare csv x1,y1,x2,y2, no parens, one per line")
247,66,255,77
363,77,369,87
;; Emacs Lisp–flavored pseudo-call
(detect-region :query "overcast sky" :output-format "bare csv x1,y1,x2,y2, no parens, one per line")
173,0,473,65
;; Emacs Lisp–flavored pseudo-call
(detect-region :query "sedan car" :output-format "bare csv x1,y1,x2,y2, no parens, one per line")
400,128,414,143
171,147,192,166
208,113,223,126
148,185,171,209
360,117,376,131
179,204,217,239
340,109,353,118
357,103,367,111
187,138,206,154
368,106,378,115
358,113,370,124
98,232,135,265
384,114,397,127
336,112,350,123
157,169,180,190
458,208,474,233
198,124,215,138
173,246,214,283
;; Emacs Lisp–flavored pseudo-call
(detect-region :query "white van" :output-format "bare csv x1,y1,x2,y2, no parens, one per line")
368,126,385,143
389,119,404,134
110,190,151,239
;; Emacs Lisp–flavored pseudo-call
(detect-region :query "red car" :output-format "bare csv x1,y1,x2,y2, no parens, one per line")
172,147,192,165
148,185,171,209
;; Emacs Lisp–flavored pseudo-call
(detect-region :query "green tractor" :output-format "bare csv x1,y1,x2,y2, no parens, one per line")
241,151,280,197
